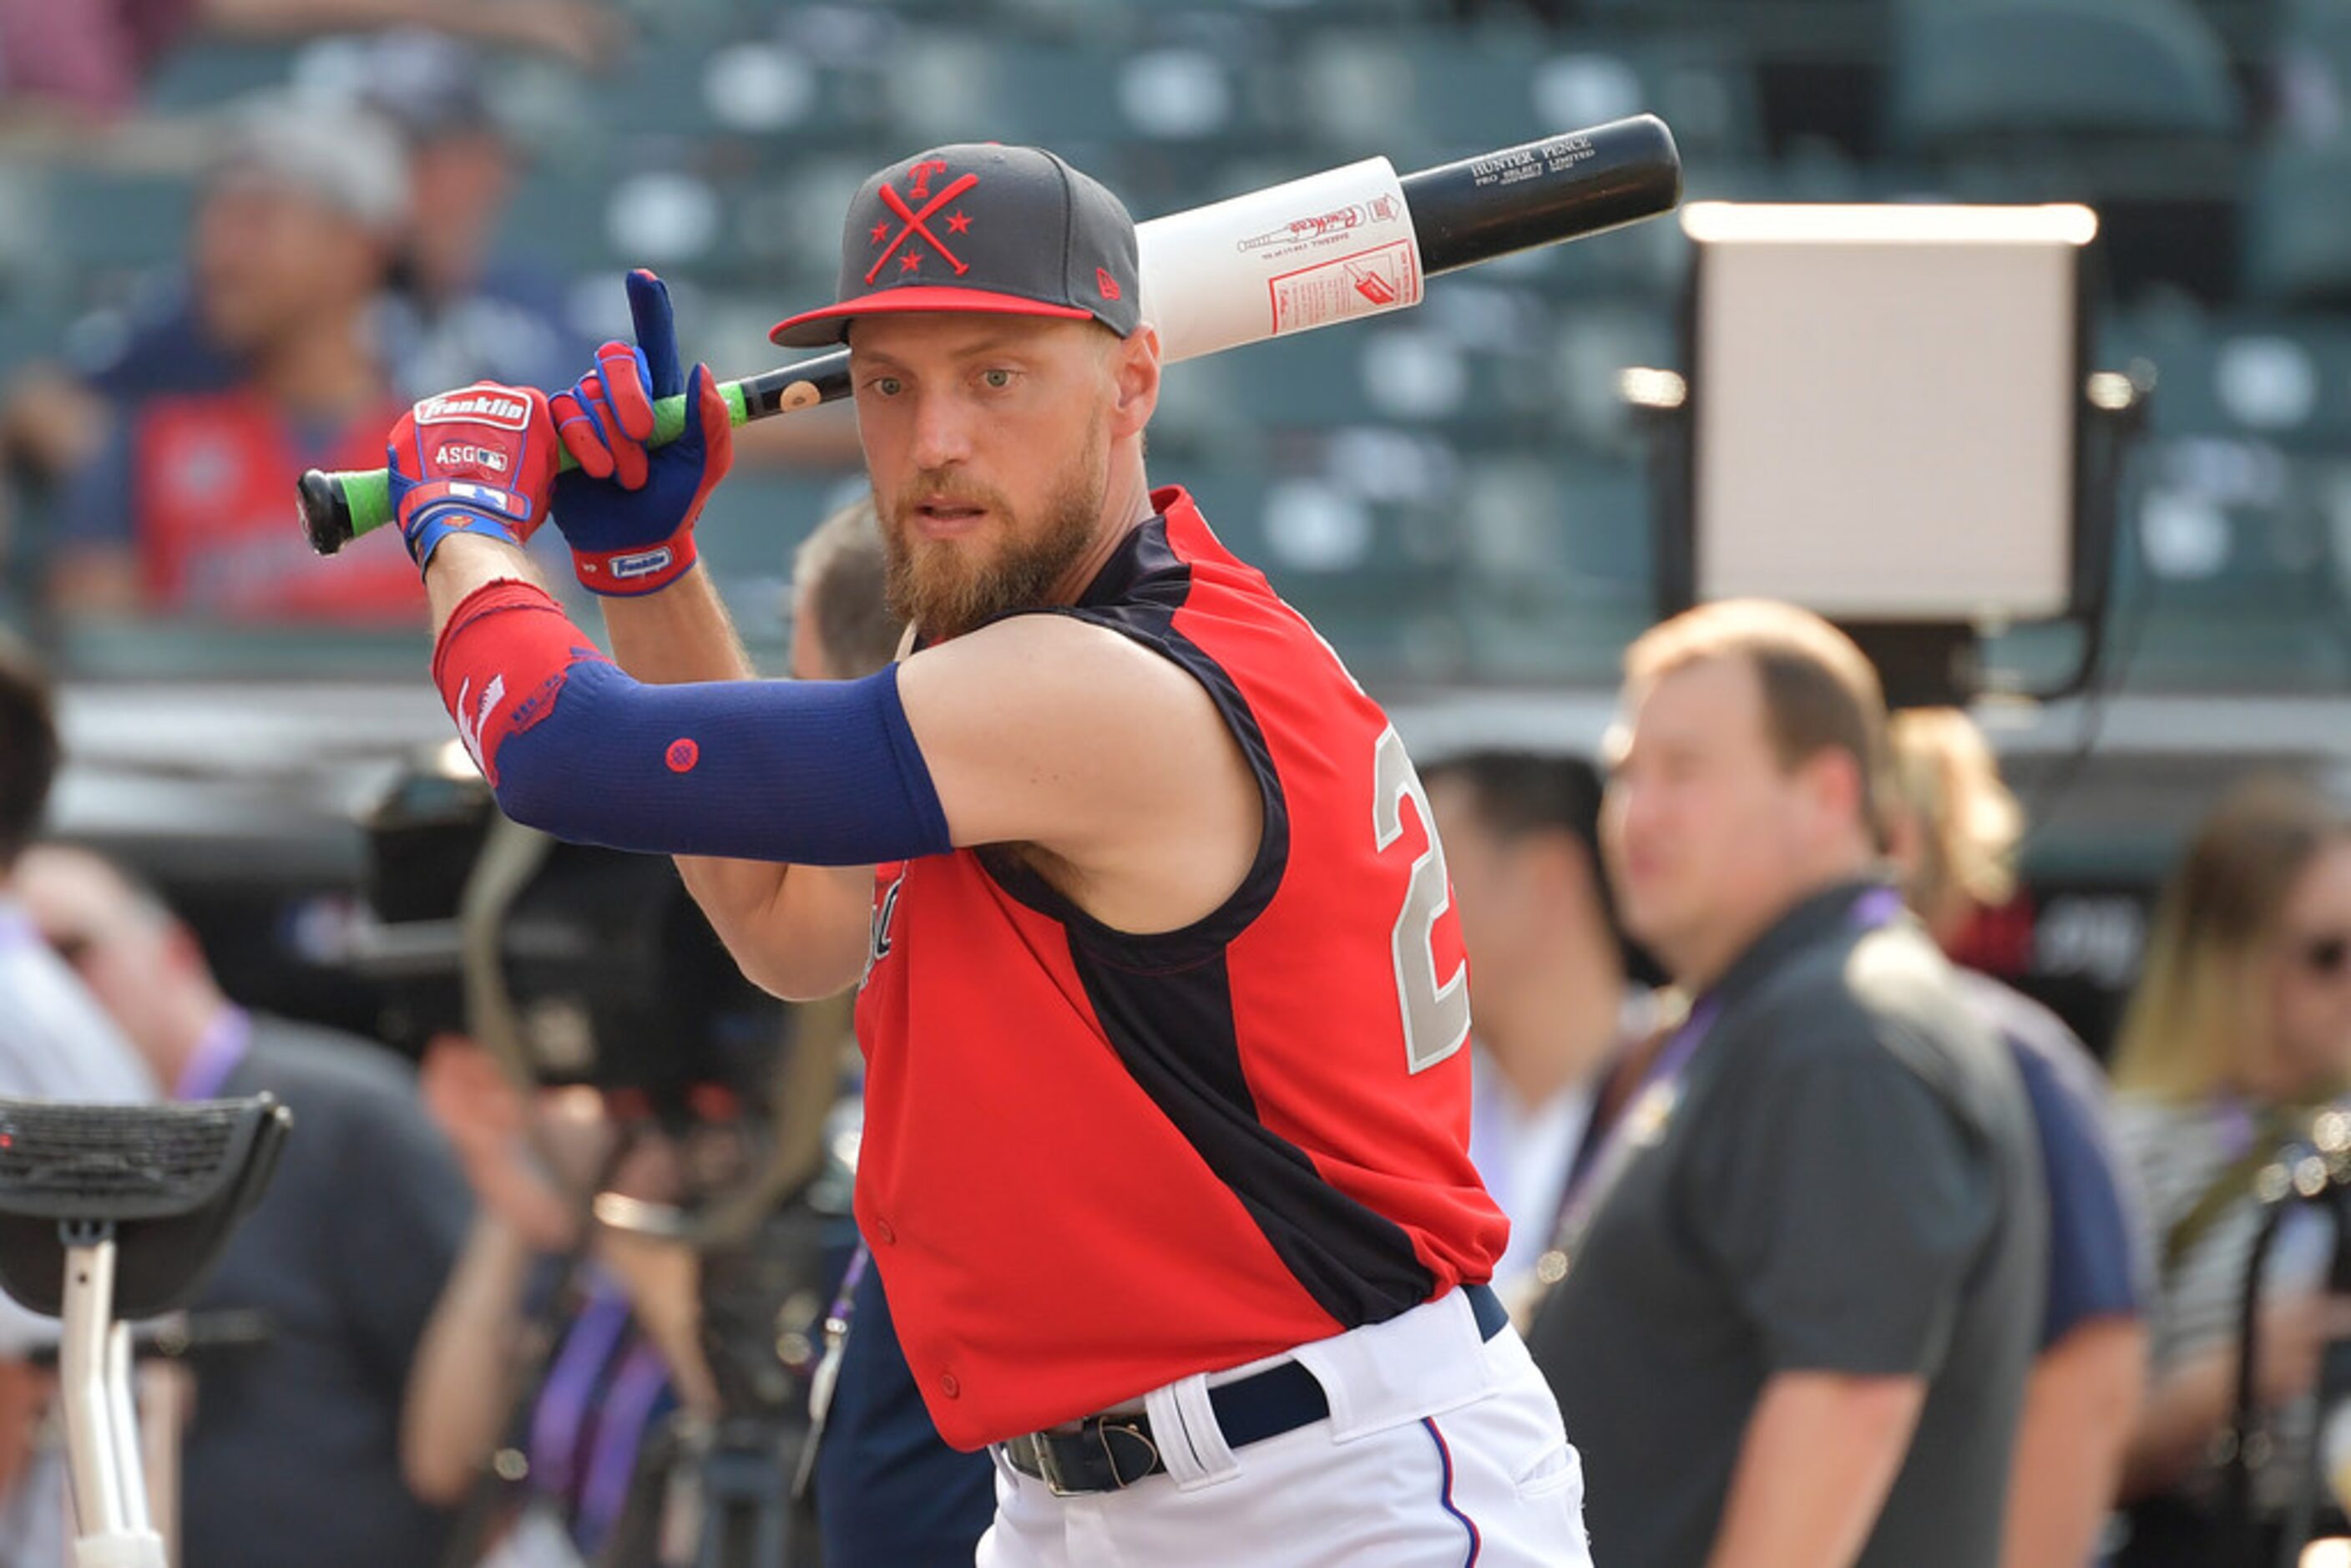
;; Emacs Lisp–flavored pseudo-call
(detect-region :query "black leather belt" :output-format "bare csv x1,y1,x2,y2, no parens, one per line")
999,1283,1509,1497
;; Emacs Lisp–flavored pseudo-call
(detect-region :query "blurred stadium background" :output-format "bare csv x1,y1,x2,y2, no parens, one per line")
5,0,2348,1055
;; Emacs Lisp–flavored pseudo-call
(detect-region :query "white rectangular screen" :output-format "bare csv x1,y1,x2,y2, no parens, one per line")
1686,203,2092,622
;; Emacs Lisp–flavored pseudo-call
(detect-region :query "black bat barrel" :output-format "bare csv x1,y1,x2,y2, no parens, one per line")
1404,114,1681,278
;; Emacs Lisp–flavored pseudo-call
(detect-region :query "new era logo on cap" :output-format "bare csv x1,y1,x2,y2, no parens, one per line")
771,144,1143,347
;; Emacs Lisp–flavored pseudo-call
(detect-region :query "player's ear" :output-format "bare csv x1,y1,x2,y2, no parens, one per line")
1108,325,1160,440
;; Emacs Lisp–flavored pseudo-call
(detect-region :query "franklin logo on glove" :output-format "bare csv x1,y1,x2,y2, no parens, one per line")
412,392,534,430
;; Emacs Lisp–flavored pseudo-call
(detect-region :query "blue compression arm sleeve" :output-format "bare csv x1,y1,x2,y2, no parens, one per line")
492,659,953,866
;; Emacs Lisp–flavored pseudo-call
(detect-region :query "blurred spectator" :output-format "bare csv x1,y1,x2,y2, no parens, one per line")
406,1039,716,1568
0,0,618,127
1441,0,1571,27
1420,750,1646,1304
1888,707,2151,1568
48,93,421,621
0,640,154,1567
360,32,592,402
796,495,996,1568
14,842,473,1568
12,35,589,604
0,647,153,1105
61,33,589,410
1526,599,2045,1568
2109,775,2351,1567
789,493,902,685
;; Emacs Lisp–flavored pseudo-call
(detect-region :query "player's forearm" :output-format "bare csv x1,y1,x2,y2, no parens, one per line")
676,854,874,1001
426,530,541,635
2003,1319,2146,1568
599,564,756,685
1706,1371,1927,1568
596,567,876,998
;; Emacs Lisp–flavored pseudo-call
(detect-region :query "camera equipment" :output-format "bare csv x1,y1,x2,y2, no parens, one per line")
2221,1110,2351,1566
351,761,789,1120
346,757,852,1567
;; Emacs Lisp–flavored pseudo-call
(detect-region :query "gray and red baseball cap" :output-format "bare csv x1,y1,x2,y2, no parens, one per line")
769,144,1141,347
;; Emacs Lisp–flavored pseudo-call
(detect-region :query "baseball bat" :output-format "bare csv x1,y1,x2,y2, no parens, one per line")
298,114,1680,554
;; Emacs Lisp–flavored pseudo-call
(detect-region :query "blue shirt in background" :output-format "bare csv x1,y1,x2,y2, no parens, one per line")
1955,968,2151,1347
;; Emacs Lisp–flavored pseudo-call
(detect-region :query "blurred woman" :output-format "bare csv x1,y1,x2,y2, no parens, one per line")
2111,775,2351,1565
1888,709,2150,1568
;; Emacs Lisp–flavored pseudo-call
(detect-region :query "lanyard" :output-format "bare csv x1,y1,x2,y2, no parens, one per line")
796,1242,871,1480
175,1008,252,1102
528,1287,633,1500
575,1339,670,1543
1534,885,1906,1290
1538,997,1719,1286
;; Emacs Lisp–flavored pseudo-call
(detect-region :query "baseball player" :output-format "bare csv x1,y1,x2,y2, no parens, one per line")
377,143,1588,1565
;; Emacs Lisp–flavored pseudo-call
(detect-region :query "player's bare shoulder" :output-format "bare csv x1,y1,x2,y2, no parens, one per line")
893,611,1257,872
897,611,1239,767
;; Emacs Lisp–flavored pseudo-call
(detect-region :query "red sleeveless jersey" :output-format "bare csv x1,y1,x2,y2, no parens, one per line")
852,485,1507,1449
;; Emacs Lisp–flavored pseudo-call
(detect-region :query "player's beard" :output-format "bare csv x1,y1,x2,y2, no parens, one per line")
880,427,1107,640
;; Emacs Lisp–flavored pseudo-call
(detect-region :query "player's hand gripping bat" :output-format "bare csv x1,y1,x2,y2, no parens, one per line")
298,114,1681,554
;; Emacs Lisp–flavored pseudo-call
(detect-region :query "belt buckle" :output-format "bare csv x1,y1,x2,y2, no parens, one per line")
1024,1432,1079,1499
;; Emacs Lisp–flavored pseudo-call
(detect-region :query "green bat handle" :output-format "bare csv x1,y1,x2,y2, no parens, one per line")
296,354,852,556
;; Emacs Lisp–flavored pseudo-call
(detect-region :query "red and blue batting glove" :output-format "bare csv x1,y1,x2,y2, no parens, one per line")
387,382,560,571
549,269,735,596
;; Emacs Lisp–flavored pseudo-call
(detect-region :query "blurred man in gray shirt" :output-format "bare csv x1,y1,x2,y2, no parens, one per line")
1526,600,2046,1568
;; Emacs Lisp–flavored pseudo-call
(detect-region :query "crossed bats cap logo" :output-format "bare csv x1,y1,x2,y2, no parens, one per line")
769,143,1143,348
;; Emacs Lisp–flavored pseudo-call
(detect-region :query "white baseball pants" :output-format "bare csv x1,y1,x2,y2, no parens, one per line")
977,1287,1591,1567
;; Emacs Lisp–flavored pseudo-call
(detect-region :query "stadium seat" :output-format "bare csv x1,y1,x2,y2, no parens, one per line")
2102,308,2351,452
692,467,870,646
726,153,875,283
2106,452,2351,687
1296,29,1759,169
1890,0,2242,147
1548,456,1656,595
2243,143,2351,309
1448,451,1654,620
1196,289,1565,443
592,35,738,139
1173,448,1471,678
1548,300,1675,455
2275,0,2351,113
142,44,302,115
41,171,196,276
879,35,1129,159
496,169,629,276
